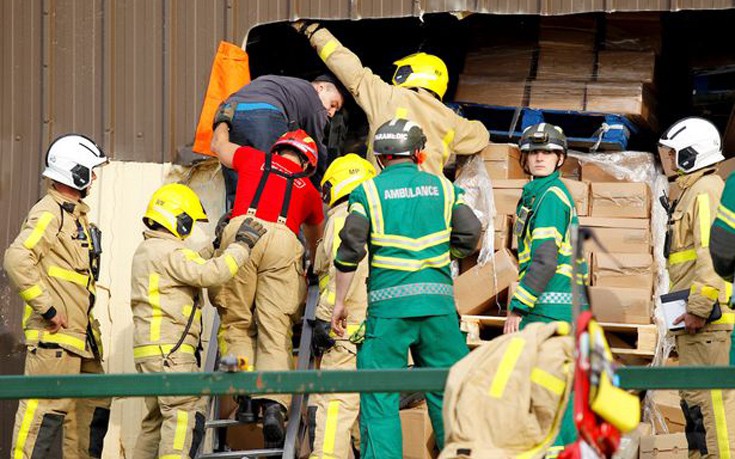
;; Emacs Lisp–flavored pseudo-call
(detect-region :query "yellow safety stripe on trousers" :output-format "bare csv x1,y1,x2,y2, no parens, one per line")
371,229,450,251
319,39,339,61
181,248,206,265
362,181,384,234
371,252,450,271
488,337,526,398
133,343,197,359
149,273,162,342
22,212,55,250
322,399,341,455
513,284,538,308
224,253,239,276
697,193,712,248
182,305,202,323
173,410,189,451
710,312,735,325
531,367,565,396
441,129,455,164
717,203,735,230
395,107,408,119
669,248,697,265
25,329,87,352
439,177,455,227
711,389,732,459
13,399,39,459
20,284,43,302
531,226,564,247
48,266,89,287
348,202,367,218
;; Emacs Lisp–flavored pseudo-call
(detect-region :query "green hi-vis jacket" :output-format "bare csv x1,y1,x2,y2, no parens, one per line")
712,171,735,290
335,162,481,318
509,171,588,323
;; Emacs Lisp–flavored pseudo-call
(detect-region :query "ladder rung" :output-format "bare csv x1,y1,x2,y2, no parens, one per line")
205,419,243,429
197,448,284,459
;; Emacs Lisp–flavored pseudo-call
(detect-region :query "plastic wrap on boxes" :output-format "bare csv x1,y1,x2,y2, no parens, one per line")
596,51,656,83
603,13,662,53
462,46,534,78
454,154,496,266
539,15,597,50
528,80,586,111
536,47,596,81
455,75,527,107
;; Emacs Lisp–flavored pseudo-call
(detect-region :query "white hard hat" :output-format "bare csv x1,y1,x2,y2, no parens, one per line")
658,117,724,174
42,134,108,190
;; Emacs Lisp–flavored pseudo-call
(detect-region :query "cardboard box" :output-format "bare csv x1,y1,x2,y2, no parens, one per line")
585,81,658,129
455,75,527,107
592,252,654,291
494,214,512,250
480,144,527,180
455,249,519,315
612,423,651,459
463,46,534,78
590,182,651,219
588,286,652,324
536,47,596,80
561,178,590,217
581,162,626,183
560,156,580,180
528,80,586,111
596,51,656,83
604,13,662,53
640,433,688,458
652,390,686,434
400,402,437,459
492,179,528,215
539,16,597,50
580,217,652,254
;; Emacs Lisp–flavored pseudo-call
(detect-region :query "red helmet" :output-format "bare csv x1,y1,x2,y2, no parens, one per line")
271,129,318,173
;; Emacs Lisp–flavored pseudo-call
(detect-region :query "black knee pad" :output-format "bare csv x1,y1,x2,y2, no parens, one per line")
31,413,64,459
189,412,206,459
681,400,708,454
88,407,110,458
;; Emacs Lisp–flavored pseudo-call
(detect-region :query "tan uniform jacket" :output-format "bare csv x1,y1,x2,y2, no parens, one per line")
130,230,249,361
4,188,100,358
668,169,734,332
314,202,369,324
309,28,489,176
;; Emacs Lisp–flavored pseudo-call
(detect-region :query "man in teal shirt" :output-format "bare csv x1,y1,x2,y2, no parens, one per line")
711,170,735,363
331,118,481,459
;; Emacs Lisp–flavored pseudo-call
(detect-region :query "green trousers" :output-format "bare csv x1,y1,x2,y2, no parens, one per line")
356,314,469,459
521,313,577,458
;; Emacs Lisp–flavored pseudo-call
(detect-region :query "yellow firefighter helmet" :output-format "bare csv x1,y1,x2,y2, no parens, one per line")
144,183,208,239
321,154,377,206
392,52,449,100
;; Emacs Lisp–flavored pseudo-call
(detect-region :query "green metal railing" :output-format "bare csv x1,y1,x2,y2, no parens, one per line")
2,367,735,400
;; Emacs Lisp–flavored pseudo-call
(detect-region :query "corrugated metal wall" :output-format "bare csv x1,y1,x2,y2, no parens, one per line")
1,0,734,455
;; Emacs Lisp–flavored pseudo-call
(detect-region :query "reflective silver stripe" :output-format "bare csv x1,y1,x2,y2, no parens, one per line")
439,177,454,227
371,230,450,251
369,282,454,302
537,292,573,305
363,181,384,234
371,253,450,271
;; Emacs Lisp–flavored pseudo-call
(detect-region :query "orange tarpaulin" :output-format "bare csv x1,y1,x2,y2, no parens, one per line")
193,41,251,157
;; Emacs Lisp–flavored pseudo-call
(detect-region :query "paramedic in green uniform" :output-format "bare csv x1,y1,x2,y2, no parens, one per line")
331,118,482,459
503,123,587,458
711,170,735,363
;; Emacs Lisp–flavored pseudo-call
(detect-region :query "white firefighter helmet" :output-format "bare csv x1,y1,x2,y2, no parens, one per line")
42,134,108,190
658,117,724,174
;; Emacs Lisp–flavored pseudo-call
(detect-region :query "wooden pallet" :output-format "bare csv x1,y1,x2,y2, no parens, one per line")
460,315,657,358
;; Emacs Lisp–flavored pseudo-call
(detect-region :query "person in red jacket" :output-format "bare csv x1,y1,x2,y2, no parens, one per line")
209,123,325,447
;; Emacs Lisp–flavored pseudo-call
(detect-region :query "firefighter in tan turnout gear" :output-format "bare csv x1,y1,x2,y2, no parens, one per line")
310,154,376,459
129,183,267,459
659,117,735,458
4,134,111,459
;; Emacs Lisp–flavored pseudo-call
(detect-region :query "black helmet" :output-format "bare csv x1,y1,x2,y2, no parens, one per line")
373,118,427,157
519,123,567,154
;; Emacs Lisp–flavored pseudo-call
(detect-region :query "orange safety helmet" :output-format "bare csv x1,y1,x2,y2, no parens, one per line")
271,129,319,174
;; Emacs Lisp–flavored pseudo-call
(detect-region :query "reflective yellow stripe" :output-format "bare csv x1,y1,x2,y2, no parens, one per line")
531,227,563,246
556,264,573,278
547,187,572,208
712,389,732,459
319,39,338,61
329,323,361,338
717,203,735,230
149,273,162,342
711,312,735,325
544,446,565,459
182,249,206,265
327,291,336,304
518,248,531,264
439,177,454,227
441,129,455,164
488,337,525,398
693,285,720,301
349,202,367,217
697,194,712,247
319,275,329,291
182,305,202,323
322,400,340,454
24,330,86,351
173,410,189,450
669,248,697,265
22,212,55,250
395,107,408,119
332,217,346,257
13,399,39,459
371,230,450,251
48,266,89,286
22,304,32,328
224,253,239,276
160,455,182,459
371,253,450,271
559,242,573,256
531,368,565,396
513,285,537,308
133,343,197,359
363,181,384,234
20,285,43,302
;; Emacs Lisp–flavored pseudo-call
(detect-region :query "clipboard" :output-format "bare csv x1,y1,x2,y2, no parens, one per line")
660,289,722,331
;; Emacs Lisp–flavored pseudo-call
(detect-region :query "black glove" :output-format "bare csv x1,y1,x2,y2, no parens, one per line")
213,101,235,131
235,217,267,249
293,20,321,39
213,210,232,250
306,265,319,287
311,319,336,356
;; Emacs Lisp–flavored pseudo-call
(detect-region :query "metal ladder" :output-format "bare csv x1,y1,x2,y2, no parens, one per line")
198,281,319,459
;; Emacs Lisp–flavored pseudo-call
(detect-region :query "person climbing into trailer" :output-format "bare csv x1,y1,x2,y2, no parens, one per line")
212,73,346,207
503,123,588,458
331,118,481,459
209,123,325,448
659,117,735,458
129,183,267,459
310,153,376,459
4,134,111,459
293,21,490,177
